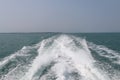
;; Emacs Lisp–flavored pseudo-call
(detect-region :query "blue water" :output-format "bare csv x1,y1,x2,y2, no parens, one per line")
0,33,120,80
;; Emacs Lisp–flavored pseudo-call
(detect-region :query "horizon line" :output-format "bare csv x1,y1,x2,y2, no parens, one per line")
0,32,120,34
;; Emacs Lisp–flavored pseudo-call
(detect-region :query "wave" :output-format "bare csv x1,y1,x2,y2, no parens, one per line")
0,34,120,80
88,42,120,64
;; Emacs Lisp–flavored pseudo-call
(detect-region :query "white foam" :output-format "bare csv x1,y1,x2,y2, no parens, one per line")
0,46,29,68
0,45,39,80
21,35,109,80
88,42,120,64
1,35,117,80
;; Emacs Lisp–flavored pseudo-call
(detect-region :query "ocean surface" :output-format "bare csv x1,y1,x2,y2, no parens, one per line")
0,33,120,80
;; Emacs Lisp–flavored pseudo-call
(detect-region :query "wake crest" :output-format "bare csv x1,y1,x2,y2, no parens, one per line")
0,35,119,80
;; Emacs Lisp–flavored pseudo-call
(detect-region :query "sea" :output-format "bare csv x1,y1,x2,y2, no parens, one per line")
0,33,120,80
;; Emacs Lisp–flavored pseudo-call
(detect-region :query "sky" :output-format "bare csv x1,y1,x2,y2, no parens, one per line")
0,0,120,33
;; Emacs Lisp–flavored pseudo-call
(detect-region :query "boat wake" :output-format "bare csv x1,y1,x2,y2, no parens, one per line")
0,35,120,80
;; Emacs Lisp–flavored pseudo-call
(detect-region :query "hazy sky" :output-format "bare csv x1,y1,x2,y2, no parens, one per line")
0,0,120,32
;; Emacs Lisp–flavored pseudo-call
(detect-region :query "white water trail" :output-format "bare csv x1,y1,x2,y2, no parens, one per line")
21,35,109,80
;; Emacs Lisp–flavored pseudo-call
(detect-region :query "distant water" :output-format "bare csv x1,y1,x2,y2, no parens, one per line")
0,33,120,80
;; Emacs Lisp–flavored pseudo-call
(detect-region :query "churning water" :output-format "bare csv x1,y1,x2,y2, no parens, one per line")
0,33,120,80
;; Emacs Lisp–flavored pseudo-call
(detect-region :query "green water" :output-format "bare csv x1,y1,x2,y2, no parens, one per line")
0,33,57,58
76,33,120,52
0,33,120,58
